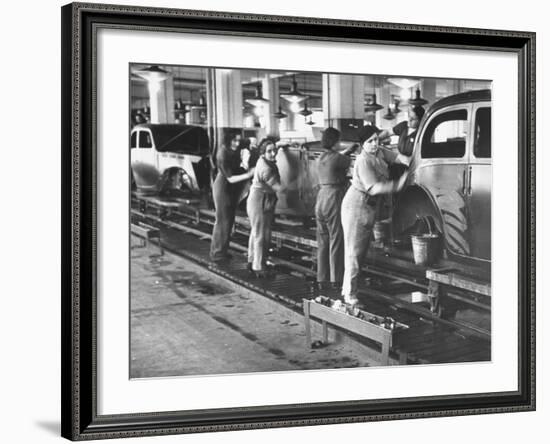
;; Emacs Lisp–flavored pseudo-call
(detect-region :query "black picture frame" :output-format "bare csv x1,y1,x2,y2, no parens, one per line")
61,2,536,440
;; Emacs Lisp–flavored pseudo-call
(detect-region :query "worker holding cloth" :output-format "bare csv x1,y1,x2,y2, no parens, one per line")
341,125,408,305
246,138,285,277
210,131,255,262
377,105,425,178
315,127,355,289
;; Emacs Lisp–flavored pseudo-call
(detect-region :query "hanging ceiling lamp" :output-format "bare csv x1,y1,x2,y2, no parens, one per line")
298,101,312,117
280,74,308,103
245,71,270,107
365,94,384,113
382,106,395,120
298,74,312,116
133,65,170,82
305,117,315,126
409,88,428,106
246,84,269,107
392,99,402,114
273,105,287,119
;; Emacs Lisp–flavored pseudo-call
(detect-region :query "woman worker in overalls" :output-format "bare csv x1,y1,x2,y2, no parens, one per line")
341,125,408,305
315,127,356,290
246,138,285,277
210,131,255,262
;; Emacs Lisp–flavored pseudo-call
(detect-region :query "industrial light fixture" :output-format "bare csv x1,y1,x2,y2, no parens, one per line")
280,74,308,103
365,78,383,113
382,106,395,120
392,99,402,114
246,84,270,107
387,77,420,89
133,65,170,82
273,105,287,119
298,101,312,117
364,94,384,113
409,88,428,106
305,117,315,126
297,74,313,116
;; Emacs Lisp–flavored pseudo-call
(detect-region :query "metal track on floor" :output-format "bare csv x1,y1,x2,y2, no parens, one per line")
131,195,491,365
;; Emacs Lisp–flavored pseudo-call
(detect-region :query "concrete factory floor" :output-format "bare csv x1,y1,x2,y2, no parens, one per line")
130,239,380,378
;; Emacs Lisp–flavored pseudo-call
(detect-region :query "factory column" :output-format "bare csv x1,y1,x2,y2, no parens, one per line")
322,74,365,140
260,75,280,139
149,74,174,124
212,69,243,153
136,65,175,124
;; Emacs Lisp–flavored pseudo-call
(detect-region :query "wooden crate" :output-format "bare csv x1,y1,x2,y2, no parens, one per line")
302,299,408,365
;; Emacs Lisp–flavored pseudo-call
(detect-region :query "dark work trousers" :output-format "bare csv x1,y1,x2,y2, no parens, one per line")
246,189,277,271
210,173,240,260
315,185,345,284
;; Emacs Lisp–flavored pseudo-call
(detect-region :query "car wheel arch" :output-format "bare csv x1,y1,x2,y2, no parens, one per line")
393,183,474,259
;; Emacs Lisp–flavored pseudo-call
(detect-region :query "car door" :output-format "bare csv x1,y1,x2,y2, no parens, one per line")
131,129,159,190
465,103,492,262
415,104,472,257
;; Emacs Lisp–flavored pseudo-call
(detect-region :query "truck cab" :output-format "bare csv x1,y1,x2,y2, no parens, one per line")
130,124,210,196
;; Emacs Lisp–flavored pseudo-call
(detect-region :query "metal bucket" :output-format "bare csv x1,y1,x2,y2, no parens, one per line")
411,233,441,266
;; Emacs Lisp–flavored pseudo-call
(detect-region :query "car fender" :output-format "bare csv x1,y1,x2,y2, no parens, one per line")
157,155,199,191
393,182,471,258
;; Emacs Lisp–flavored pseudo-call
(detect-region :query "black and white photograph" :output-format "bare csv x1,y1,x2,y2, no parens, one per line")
129,64,492,378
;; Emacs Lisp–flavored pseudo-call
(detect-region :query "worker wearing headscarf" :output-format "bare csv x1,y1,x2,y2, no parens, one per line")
315,127,354,289
210,131,254,262
246,138,284,277
341,125,408,305
378,105,425,178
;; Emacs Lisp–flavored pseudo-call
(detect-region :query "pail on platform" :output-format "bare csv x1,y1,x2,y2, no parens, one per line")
410,216,441,266
411,234,440,265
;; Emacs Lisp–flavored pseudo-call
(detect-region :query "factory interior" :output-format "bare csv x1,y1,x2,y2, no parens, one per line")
129,64,492,378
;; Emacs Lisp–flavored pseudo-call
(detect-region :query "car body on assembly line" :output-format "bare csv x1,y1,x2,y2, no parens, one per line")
130,124,210,196
392,89,492,267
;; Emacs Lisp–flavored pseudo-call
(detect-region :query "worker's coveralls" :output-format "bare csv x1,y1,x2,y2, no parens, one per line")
210,145,244,261
246,156,281,271
341,149,389,301
315,150,351,284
